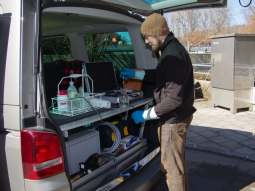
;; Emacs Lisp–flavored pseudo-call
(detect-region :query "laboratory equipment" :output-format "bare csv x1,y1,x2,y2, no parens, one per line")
51,71,104,116
56,90,68,111
118,88,129,108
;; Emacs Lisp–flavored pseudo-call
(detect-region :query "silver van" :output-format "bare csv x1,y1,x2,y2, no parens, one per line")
0,0,227,191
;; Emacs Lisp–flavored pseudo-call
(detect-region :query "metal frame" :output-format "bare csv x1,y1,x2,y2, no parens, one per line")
60,98,153,138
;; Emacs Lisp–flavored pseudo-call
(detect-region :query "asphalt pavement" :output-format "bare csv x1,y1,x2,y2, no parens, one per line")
152,148,255,191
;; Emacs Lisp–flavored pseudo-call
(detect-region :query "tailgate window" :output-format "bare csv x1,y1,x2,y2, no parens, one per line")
42,36,74,63
0,13,11,128
84,31,137,71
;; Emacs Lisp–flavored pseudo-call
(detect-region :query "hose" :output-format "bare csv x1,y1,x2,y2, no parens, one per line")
48,100,57,110
78,96,103,122
91,121,121,154
194,69,211,90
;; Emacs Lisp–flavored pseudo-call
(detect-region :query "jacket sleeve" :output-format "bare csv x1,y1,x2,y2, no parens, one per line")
143,69,156,84
154,55,188,117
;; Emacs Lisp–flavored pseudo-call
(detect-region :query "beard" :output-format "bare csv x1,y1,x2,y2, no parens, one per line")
151,38,162,53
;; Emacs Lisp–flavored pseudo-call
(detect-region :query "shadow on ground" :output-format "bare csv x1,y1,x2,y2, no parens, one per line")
151,148,255,191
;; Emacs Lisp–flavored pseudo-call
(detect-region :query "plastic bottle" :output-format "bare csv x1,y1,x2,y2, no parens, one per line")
67,81,78,109
56,90,68,111
67,81,78,93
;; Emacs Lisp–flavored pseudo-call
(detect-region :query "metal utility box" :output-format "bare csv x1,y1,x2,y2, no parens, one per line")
210,33,255,113
65,129,101,175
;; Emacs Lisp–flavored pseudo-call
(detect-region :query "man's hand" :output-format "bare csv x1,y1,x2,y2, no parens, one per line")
131,107,160,124
131,110,146,124
120,68,135,80
120,68,145,80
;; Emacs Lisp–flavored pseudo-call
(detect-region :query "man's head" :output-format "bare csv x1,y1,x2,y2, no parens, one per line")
141,13,169,53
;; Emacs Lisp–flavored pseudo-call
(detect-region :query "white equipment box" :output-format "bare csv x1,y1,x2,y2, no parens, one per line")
65,129,100,175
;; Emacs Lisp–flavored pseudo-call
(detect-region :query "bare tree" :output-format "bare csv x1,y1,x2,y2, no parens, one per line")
208,7,232,34
241,4,255,33
164,5,232,46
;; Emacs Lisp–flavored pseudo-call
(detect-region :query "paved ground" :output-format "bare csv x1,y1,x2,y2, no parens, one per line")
187,100,255,161
152,148,255,191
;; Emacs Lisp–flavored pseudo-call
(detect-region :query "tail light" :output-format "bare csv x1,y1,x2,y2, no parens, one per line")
21,130,64,180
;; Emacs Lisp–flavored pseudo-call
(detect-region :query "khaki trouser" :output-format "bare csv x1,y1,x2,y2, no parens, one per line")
158,115,193,191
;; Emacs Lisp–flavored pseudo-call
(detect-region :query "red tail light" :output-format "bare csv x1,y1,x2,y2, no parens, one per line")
21,130,64,180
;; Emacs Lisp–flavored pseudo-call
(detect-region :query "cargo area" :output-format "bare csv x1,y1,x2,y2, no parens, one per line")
41,7,159,190
42,60,158,190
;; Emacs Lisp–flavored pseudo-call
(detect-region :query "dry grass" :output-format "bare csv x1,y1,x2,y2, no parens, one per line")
194,73,211,81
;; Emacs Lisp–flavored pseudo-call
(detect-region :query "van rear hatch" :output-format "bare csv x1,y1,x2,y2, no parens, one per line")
42,0,227,16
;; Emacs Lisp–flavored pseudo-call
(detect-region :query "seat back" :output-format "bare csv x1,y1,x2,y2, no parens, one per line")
43,60,84,108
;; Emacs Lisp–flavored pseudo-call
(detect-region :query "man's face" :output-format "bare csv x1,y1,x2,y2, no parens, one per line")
144,35,162,53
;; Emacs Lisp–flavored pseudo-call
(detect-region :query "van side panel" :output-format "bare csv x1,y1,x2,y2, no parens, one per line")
0,0,22,131
5,130,26,191
3,105,20,130
0,131,11,191
2,0,21,106
21,0,37,120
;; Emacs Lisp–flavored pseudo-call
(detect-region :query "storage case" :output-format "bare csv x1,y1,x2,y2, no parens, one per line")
65,129,101,175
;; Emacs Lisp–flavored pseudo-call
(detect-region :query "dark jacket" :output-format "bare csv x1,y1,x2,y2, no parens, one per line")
143,32,196,124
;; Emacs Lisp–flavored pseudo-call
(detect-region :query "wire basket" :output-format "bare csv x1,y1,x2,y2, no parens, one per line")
51,93,103,117
51,68,104,117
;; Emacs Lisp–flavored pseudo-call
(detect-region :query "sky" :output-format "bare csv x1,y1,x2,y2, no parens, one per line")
229,0,253,25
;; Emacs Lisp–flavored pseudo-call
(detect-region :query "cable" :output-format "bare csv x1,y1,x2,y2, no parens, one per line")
194,69,211,90
239,0,252,7
202,82,211,94
78,96,103,122
91,122,121,154
48,100,57,110
105,77,122,96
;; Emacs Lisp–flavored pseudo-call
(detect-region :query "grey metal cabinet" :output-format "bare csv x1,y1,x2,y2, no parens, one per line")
211,34,255,113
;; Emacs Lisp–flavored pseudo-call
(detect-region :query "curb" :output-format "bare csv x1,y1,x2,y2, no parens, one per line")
185,143,255,162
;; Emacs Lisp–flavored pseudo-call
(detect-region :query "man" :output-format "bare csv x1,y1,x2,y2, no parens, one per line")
120,13,196,191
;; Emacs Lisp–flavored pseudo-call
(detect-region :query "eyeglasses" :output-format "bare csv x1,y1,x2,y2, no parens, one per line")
144,36,151,40
144,36,149,40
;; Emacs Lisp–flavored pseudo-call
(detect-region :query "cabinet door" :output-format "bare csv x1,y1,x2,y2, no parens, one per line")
211,37,234,90
234,36,255,90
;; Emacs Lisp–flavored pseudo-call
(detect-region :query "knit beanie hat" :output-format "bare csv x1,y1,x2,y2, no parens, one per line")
141,13,170,36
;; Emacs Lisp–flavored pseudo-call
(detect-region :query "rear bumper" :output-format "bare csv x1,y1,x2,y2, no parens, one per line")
24,172,70,191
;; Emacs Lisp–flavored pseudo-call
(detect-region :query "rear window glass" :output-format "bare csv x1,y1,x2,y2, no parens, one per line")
0,13,11,102
42,36,73,63
0,13,11,128
84,31,137,71
143,0,166,5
